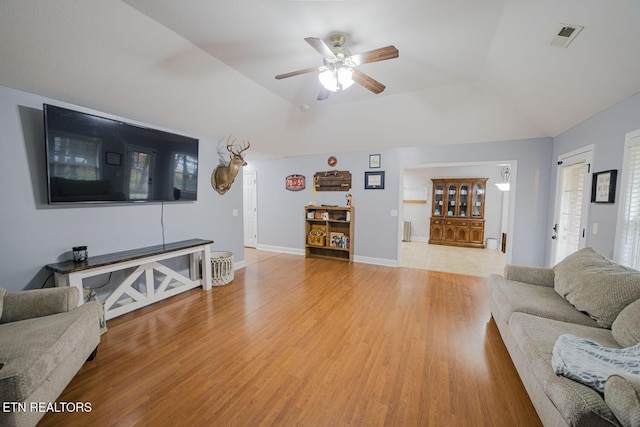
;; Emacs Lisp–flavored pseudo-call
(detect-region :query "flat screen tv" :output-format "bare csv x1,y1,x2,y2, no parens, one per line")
44,104,199,204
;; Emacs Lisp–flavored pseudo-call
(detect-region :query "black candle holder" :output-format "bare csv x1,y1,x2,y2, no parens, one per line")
72,246,88,262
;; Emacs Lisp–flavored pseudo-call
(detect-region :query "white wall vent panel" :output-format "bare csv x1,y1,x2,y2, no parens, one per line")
550,24,584,48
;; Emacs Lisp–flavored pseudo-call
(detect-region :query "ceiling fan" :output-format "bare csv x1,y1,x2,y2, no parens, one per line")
275,34,399,101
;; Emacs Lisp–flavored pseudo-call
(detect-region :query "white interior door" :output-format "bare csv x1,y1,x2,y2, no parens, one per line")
243,171,257,248
551,147,593,264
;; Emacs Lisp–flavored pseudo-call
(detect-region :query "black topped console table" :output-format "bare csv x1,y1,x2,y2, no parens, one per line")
46,239,213,320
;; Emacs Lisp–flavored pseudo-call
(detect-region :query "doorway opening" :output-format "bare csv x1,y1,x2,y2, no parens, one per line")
399,161,516,277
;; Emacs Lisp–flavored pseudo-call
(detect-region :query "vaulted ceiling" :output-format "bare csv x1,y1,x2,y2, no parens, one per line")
1,0,639,159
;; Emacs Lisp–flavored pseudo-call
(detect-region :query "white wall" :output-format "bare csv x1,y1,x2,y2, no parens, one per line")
401,174,429,241
0,85,245,291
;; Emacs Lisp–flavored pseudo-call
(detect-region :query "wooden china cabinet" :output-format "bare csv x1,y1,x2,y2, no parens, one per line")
428,178,488,248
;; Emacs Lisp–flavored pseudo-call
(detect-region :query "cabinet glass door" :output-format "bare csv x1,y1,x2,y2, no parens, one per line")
433,184,444,215
447,184,457,216
459,184,469,217
472,183,484,217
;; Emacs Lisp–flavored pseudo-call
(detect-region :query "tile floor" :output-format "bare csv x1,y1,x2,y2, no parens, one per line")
401,241,508,277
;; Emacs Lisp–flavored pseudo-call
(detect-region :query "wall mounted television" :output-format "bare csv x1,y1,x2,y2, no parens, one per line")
44,104,199,204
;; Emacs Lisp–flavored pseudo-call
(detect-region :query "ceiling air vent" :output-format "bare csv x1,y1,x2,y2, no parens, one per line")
550,24,584,48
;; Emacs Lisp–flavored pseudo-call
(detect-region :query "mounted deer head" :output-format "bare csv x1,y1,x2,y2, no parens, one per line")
210,135,250,195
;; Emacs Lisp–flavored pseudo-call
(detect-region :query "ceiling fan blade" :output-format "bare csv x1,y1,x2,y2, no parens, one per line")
352,70,386,94
317,87,330,101
305,37,337,60
350,46,399,66
275,66,321,80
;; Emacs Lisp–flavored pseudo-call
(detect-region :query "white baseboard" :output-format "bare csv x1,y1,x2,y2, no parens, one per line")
255,244,305,256
353,255,399,267
252,245,399,267
408,236,428,242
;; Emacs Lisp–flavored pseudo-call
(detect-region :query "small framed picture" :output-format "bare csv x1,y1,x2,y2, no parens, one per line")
369,154,381,168
591,170,617,203
365,171,385,189
106,151,121,166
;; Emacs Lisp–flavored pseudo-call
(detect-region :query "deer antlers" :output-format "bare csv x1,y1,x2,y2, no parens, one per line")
226,135,250,155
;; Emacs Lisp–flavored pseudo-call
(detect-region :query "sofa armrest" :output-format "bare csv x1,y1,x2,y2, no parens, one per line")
0,287,80,324
503,265,555,287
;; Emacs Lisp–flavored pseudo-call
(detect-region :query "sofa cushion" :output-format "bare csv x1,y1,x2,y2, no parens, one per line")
554,247,640,328
0,302,101,401
613,299,640,348
508,312,619,425
503,265,555,287
0,287,80,324
0,288,5,319
605,374,640,427
489,274,599,327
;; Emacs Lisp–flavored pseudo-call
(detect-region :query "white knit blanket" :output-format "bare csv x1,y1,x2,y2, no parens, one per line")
552,334,640,393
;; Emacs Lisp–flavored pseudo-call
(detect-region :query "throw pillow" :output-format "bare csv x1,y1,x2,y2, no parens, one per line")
605,374,640,427
552,333,640,393
613,299,640,347
554,247,640,328
0,288,5,320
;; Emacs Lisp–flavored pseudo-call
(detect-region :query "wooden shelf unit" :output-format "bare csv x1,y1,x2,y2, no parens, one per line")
305,206,354,262
429,178,487,249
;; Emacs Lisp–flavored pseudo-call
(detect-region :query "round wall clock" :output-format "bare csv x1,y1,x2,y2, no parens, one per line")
327,156,337,167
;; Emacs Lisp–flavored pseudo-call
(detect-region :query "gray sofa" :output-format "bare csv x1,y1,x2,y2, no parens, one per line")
489,247,640,427
0,287,103,427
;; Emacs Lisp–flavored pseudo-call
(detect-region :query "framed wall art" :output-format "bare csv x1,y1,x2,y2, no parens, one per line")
364,171,385,189
591,169,617,203
106,152,121,166
369,154,381,168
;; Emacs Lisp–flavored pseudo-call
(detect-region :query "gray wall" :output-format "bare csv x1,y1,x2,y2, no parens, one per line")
251,137,553,267
0,85,244,291
551,92,640,262
250,148,401,265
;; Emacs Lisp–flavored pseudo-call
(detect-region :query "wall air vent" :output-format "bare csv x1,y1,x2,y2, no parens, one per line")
550,24,584,48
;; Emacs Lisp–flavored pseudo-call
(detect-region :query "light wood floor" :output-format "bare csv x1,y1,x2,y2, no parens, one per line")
41,252,540,427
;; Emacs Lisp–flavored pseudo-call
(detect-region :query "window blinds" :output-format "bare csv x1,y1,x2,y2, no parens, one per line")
615,133,640,269
50,134,101,180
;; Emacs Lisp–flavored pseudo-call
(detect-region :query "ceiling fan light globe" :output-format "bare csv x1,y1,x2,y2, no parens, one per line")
318,69,339,92
319,67,354,92
337,67,354,90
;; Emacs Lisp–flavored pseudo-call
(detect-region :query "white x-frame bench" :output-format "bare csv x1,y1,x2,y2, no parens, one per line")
46,239,213,320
